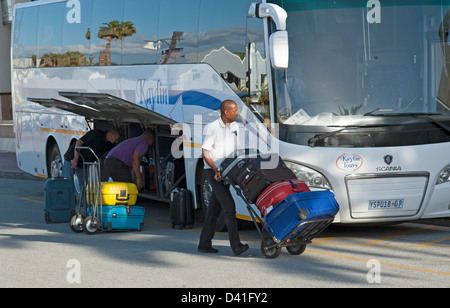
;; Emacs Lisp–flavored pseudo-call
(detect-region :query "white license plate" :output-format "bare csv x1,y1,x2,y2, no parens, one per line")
368,199,404,210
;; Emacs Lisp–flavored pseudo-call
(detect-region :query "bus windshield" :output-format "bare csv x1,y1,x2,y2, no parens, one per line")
269,0,450,147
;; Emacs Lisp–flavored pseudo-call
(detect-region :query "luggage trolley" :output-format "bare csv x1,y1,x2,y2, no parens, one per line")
69,146,104,235
219,151,339,259
235,185,335,259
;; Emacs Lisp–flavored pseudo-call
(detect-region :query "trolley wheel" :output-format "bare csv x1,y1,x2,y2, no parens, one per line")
286,244,307,256
83,216,100,235
70,215,84,233
261,238,281,259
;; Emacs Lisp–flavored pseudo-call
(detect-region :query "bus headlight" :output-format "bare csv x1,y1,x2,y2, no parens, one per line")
284,161,332,190
436,164,450,185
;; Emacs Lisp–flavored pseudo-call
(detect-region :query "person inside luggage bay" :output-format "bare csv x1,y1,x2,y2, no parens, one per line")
198,100,249,256
105,130,155,190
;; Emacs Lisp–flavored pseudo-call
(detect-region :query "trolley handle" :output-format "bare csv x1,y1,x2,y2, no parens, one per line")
75,146,101,163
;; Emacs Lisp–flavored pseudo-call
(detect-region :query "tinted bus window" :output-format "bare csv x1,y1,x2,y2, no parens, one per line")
198,0,249,91
62,0,93,66
37,3,64,67
122,0,159,65
91,0,125,66
158,0,199,64
13,7,38,68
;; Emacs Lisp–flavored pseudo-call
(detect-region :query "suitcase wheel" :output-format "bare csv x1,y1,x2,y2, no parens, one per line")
44,211,51,224
70,215,84,233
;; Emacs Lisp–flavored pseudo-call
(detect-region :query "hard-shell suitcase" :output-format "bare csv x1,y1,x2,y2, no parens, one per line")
264,190,339,242
239,167,297,203
170,188,195,229
220,152,286,185
256,179,310,216
44,177,75,223
101,205,145,231
87,182,138,206
219,151,295,203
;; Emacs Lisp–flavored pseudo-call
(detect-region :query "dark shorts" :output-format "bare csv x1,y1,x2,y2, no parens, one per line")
105,156,132,183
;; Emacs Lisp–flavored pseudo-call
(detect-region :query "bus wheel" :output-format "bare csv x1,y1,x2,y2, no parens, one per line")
200,171,226,232
48,143,63,178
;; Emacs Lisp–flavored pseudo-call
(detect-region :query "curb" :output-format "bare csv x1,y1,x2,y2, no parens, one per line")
0,170,45,181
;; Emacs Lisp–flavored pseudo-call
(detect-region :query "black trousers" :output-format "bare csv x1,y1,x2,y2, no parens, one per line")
199,169,242,252
105,157,132,183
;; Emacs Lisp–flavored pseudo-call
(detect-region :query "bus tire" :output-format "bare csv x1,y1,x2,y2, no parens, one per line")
47,143,63,178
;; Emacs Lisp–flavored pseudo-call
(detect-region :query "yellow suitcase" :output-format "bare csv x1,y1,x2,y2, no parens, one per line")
86,182,138,206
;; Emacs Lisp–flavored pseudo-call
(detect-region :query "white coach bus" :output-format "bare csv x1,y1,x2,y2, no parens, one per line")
11,0,450,224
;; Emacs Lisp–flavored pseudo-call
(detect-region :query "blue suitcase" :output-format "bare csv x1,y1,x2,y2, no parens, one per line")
44,177,75,223
101,205,145,231
264,190,339,242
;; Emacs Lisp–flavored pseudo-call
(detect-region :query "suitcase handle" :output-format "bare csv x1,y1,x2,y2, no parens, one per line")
288,180,302,192
116,194,130,201
237,168,255,185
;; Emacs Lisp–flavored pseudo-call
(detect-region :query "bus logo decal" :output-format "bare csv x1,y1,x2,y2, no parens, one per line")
336,154,363,172
384,155,393,165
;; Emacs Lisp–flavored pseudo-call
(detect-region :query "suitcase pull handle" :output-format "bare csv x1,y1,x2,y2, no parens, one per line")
288,180,301,192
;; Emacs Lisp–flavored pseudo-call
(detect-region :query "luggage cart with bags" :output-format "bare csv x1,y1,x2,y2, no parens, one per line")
69,146,145,235
219,150,339,259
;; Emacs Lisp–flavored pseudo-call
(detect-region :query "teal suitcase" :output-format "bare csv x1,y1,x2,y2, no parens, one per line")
101,205,145,231
44,177,75,223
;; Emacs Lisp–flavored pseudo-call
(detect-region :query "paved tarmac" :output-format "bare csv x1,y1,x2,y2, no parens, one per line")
0,152,449,289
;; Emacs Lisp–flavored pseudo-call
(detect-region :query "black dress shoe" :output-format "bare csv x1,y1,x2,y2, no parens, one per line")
234,244,249,256
198,246,219,253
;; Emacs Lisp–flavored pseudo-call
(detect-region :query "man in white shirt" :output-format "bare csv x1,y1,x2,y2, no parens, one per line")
198,100,249,256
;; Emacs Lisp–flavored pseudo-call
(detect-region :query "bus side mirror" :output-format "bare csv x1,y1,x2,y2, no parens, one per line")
249,3,289,70
269,31,289,70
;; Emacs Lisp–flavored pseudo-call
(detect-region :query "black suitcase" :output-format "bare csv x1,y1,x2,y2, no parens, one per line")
170,188,195,229
239,167,297,203
219,151,296,203
44,177,75,223
220,151,286,183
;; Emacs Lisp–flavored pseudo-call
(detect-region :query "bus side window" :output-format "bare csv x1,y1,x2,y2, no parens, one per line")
37,2,64,68
122,0,160,65
91,0,126,66
158,0,200,64
13,7,38,69
62,0,93,66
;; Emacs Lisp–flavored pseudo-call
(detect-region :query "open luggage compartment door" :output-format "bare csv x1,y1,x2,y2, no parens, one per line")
29,91,177,126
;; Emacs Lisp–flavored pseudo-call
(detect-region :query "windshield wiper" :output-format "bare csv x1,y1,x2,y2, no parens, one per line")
364,111,450,134
307,125,363,147
364,109,442,117
307,123,405,147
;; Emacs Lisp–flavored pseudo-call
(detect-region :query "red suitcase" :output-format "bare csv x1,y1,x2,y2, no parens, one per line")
256,179,310,216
